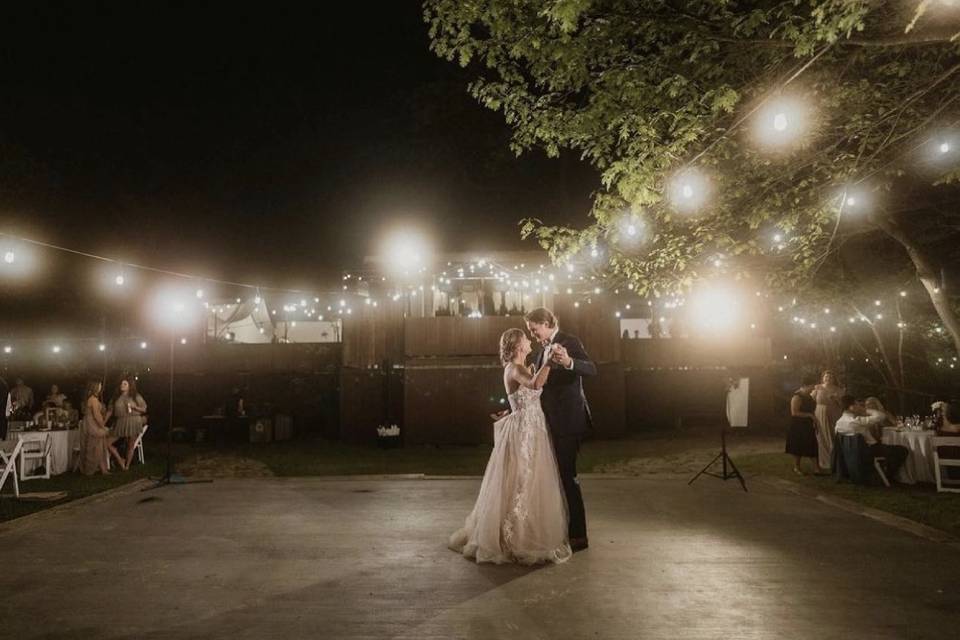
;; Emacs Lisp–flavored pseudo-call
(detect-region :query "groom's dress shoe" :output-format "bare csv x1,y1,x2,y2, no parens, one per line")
570,537,589,552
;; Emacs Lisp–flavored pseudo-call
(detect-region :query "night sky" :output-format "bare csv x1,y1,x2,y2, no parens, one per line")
0,2,597,291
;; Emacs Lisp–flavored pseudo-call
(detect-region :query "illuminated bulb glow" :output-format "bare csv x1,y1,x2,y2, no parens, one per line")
773,112,788,131
115,274,125,286
98,344,106,351
3,250,14,264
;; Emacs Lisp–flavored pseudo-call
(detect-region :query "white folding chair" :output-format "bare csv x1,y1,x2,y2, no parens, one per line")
107,424,149,469
20,434,52,480
132,424,149,465
0,439,24,498
933,436,960,493
872,457,890,488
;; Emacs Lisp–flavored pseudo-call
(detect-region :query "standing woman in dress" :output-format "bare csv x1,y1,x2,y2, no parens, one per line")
786,374,822,475
813,370,845,470
78,381,124,475
107,378,147,471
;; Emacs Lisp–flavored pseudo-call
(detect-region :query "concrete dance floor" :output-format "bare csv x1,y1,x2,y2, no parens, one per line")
1,475,958,639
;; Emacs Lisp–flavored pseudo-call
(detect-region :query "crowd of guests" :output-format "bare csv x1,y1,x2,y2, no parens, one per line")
786,368,959,482
1,375,148,476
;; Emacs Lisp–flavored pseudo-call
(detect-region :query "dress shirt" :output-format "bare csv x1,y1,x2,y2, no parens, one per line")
835,411,884,445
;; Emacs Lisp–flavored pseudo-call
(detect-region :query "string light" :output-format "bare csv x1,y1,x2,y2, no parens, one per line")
3,345,11,354
52,345,61,354
2,250,14,264
668,169,710,213
98,344,106,351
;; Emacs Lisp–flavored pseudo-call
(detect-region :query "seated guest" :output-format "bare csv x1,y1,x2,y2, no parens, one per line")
934,401,960,434
107,378,148,471
864,397,898,429
933,401,960,480
43,384,67,408
34,384,68,423
9,377,34,420
835,395,909,482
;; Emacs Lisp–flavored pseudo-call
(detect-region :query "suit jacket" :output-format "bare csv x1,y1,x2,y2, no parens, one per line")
537,330,597,437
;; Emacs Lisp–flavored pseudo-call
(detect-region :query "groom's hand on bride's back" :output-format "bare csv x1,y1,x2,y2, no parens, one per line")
490,409,510,421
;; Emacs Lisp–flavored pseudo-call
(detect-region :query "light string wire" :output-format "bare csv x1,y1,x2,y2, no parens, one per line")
0,231,353,298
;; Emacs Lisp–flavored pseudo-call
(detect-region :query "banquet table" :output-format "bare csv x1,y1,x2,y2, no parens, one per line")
882,427,936,485
1,428,81,476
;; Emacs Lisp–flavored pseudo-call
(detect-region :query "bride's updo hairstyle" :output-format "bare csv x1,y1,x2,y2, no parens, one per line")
499,328,526,366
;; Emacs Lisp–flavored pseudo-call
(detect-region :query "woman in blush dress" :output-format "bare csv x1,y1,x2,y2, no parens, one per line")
448,328,572,565
77,381,124,475
813,370,845,470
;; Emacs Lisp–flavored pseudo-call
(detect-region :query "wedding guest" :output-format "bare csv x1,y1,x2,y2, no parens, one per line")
0,375,8,440
813,370,845,470
933,401,960,433
78,381,124,475
933,401,960,480
34,384,68,422
786,374,822,475
864,397,898,429
107,378,147,471
43,384,67,408
835,395,908,482
9,377,34,419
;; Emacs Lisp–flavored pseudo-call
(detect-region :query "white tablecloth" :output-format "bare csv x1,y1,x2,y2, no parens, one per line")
882,427,936,484
1,429,81,476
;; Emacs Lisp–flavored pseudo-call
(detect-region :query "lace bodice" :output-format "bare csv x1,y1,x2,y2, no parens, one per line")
507,386,542,412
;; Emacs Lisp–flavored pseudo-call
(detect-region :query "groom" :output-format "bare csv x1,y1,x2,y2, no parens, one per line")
525,307,596,552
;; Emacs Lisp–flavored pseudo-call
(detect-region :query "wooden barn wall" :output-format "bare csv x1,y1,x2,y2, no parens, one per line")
402,357,505,445
583,362,627,439
341,315,404,369
403,317,525,357
552,295,621,364
619,337,772,369
624,366,777,433
339,367,404,445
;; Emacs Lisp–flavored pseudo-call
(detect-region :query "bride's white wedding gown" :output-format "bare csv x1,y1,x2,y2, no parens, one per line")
449,386,572,564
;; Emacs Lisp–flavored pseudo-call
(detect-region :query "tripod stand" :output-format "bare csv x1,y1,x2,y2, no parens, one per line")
143,334,211,492
688,426,747,492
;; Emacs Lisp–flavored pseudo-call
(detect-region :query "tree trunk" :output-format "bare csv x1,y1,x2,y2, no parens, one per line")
874,214,960,357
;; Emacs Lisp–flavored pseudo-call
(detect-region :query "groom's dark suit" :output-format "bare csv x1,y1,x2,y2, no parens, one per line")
537,329,596,541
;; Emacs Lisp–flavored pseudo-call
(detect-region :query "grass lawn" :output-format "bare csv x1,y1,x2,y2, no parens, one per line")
0,461,165,523
6,432,959,540
201,430,720,477
737,452,960,538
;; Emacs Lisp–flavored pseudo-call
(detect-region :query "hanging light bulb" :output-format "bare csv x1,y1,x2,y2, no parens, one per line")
773,112,788,132
115,274,125,286
3,250,14,264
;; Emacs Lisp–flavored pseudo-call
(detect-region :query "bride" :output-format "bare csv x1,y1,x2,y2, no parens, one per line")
448,328,572,564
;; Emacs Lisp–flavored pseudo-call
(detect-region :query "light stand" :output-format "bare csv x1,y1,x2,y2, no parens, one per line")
143,332,211,491
687,426,747,492
688,377,748,492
